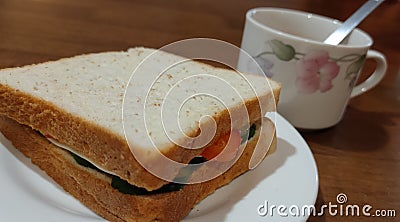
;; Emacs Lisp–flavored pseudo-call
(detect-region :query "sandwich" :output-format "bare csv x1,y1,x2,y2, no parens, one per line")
0,47,281,221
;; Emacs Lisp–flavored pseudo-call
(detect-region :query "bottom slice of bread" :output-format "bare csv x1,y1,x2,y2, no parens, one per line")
0,116,276,222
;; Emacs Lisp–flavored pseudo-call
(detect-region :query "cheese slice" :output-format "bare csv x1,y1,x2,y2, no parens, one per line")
47,137,119,176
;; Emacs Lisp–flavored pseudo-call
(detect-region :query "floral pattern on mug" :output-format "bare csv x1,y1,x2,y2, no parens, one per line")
251,39,366,94
295,51,339,93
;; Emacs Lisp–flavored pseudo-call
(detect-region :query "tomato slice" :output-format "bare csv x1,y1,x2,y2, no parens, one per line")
200,130,242,162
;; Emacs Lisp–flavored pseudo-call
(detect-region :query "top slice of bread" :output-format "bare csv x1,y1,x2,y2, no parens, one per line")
0,47,281,190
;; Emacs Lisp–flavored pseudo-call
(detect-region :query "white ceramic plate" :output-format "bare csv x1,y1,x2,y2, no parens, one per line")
0,113,318,221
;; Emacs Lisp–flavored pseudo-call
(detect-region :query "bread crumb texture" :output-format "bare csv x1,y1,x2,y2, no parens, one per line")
0,47,280,190
0,47,278,151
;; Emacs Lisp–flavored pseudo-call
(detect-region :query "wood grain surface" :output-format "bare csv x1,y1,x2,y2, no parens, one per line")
0,0,399,221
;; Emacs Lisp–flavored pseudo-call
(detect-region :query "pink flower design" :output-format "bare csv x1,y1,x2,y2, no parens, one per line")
295,51,340,93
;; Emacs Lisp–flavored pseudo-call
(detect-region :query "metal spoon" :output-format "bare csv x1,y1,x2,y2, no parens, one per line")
323,0,384,45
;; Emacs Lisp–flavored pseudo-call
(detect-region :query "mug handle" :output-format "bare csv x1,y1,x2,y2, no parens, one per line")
351,50,387,98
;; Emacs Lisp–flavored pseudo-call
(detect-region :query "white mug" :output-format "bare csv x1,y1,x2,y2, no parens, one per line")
237,8,387,130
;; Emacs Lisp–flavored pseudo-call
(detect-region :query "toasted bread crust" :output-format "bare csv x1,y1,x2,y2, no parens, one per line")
0,82,279,190
0,116,276,222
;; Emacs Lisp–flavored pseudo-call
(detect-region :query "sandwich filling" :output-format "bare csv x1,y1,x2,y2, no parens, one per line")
44,123,257,195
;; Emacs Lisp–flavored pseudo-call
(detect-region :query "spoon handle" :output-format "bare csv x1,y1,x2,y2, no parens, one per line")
323,0,384,45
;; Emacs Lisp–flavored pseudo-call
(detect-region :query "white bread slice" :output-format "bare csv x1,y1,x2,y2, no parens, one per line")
0,47,281,190
0,116,276,222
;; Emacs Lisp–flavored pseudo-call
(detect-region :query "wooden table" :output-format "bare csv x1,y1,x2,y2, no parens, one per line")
0,0,398,221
